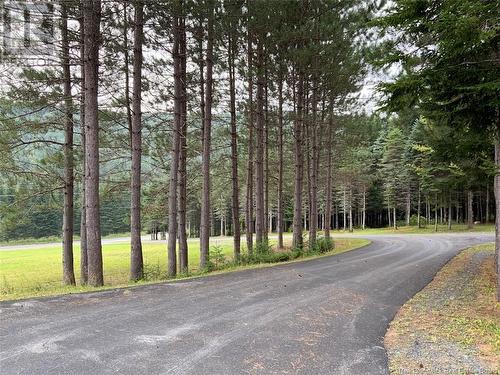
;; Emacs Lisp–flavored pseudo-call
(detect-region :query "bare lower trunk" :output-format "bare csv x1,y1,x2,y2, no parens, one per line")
200,4,214,268
434,195,438,232
292,75,304,249
495,119,500,301
228,29,240,260
79,14,88,285
83,0,103,287
129,0,144,281
178,13,188,273
245,25,254,255
362,188,366,230
343,188,347,231
254,39,265,247
61,3,75,286
349,188,353,233
417,187,421,228
405,190,410,226
308,83,318,249
467,190,474,229
324,109,333,239
486,184,490,223
167,12,182,277
277,73,284,249
393,206,397,230
448,193,452,230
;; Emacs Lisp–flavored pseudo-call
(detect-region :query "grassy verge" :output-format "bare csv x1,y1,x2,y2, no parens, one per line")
0,236,369,301
345,223,494,235
385,243,500,374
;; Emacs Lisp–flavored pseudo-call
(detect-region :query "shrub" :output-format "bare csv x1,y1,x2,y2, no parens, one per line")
316,236,334,253
409,214,428,227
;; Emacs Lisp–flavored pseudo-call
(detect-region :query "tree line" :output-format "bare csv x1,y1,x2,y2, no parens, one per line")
0,0,497,297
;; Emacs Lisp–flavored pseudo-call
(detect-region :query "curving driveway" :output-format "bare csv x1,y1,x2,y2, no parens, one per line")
0,233,493,374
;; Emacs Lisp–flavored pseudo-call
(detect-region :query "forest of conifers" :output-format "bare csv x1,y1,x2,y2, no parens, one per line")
0,1,498,290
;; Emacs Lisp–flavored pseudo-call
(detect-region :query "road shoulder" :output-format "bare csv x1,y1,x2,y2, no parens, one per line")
385,243,499,374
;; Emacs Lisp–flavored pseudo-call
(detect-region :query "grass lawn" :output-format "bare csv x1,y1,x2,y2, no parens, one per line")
344,223,494,235
0,235,369,301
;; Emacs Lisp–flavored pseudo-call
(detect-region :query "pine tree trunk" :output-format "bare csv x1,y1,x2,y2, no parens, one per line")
79,13,88,285
349,188,353,233
494,131,500,302
129,0,144,281
245,25,254,255
167,12,182,278
83,0,103,287
417,187,421,228
343,188,347,231
277,73,284,249
292,74,304,249
178,12,188,273
324,109,333,239
200,3,214,268
362,188,366,230
434,195,438,232
61,2,75,286
448,193,452,230
405,189,410,226
263,66,269,242
467,190,474,229
486,184,490,223
308,83,318,249
228,30,240,261
254,38,265,247
123,2,133,143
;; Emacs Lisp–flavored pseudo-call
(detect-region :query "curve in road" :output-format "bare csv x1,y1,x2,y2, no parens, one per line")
0,233,493,375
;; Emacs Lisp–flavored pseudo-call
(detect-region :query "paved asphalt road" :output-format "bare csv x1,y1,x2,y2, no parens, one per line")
0,233,493,375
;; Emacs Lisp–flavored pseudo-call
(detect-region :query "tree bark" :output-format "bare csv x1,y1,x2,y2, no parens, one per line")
78,12,88,285
494,132,500,302
61,2,75,286
292,74,304,249
308,82,318,249
324,109,333,239
417,187,421,228
486,185,490,223
467,190,474,229
178,12,188,273
83,0,103,287
277,72,284,249
349,188,353,233
228,28,240,261
448,192,452,230
405,189,410,226
200,3,214,268
167,11,182,278
129,0,144,281
362,188,366,230
254,38,265,248
245,23,254,255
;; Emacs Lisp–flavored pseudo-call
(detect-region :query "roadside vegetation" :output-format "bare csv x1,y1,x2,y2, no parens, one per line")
0,236,369,301
385,243,499,374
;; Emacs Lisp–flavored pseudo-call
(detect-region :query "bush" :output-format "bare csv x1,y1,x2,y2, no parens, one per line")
209,245,227,269
409,214,428,227
316,237,334,253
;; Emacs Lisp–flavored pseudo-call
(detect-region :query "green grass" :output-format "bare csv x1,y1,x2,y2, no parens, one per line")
0,231,137,246
0,235,369,301
339,223,494,235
